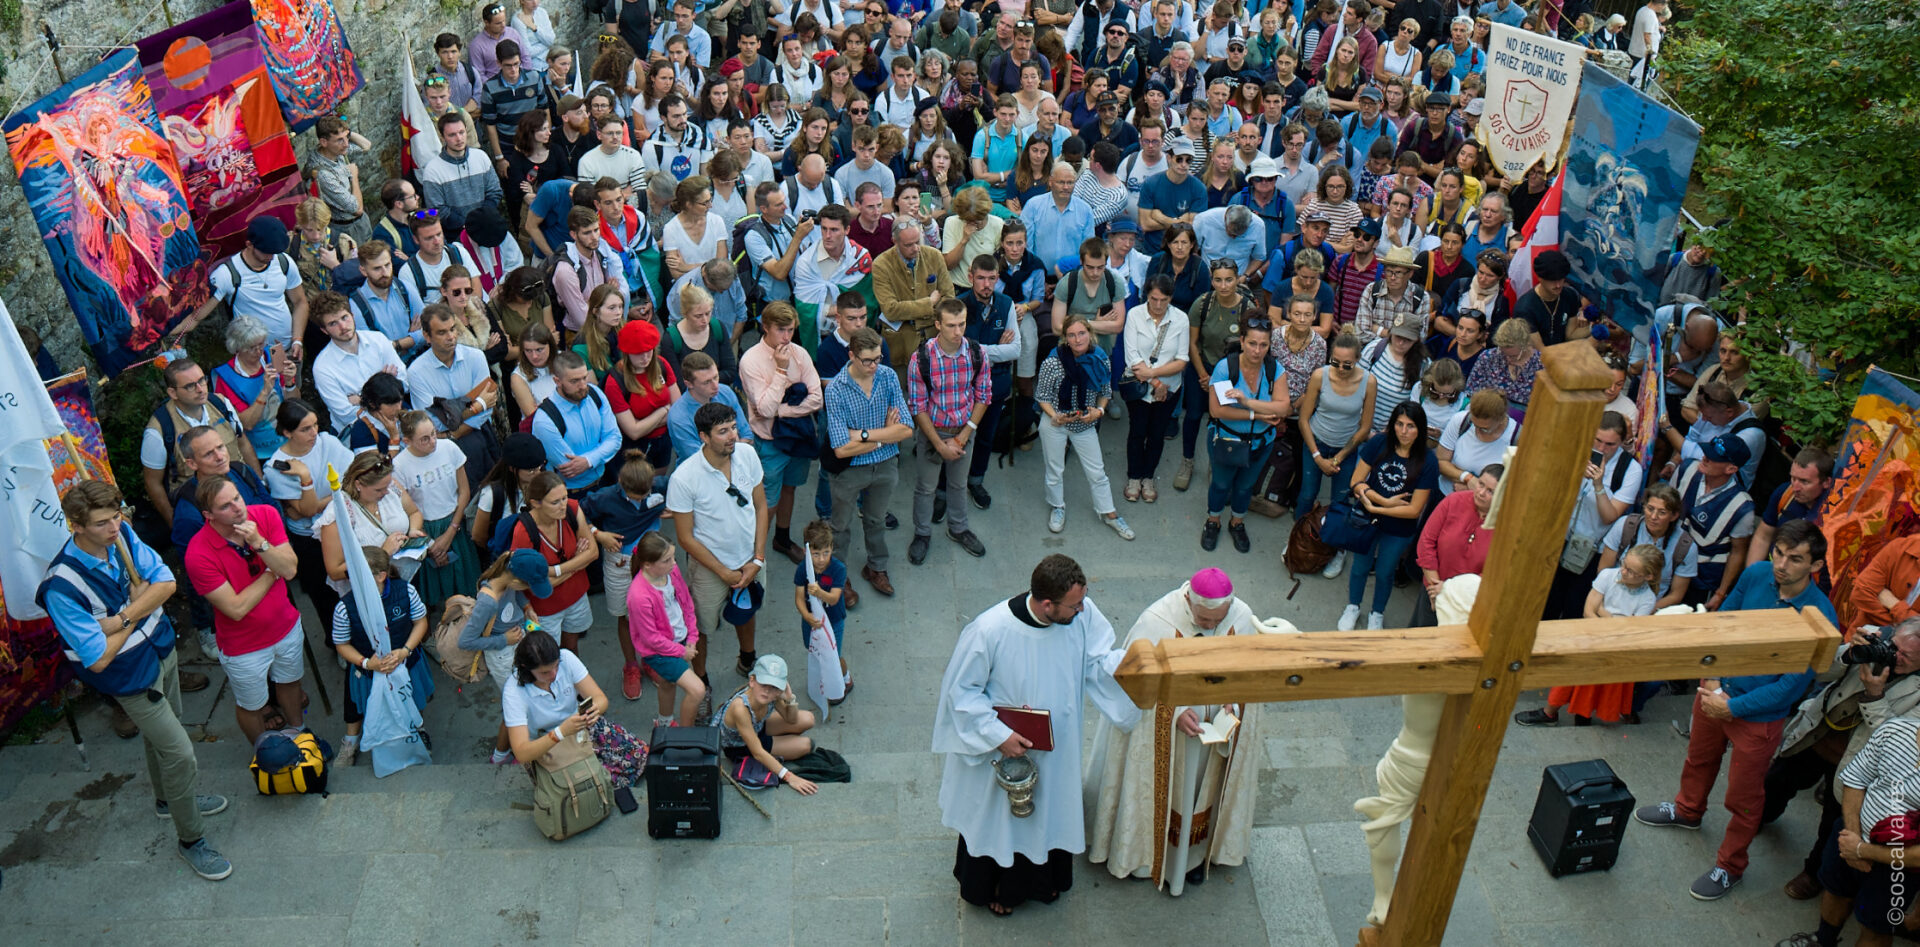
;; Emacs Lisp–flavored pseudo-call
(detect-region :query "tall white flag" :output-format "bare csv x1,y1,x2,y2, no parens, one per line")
0,297,74,620
1482,23,1586,178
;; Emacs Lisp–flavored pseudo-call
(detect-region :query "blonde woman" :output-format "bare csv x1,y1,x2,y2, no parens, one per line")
572,284,628,383
1376,18,1424,79
941,187,1004,285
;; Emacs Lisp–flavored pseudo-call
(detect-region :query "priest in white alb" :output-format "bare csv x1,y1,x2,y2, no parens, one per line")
1085,568,1291,894
932,554,1142,916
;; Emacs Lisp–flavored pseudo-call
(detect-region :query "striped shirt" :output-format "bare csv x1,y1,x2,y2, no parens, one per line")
1839,715,1920,837
825,366,908,466
907,339,994,429
1035,353,1108,434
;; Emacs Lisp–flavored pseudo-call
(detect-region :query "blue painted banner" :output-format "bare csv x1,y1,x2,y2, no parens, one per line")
1559,62,1699,342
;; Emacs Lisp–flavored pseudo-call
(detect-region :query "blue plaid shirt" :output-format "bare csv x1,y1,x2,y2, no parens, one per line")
825,365,907,466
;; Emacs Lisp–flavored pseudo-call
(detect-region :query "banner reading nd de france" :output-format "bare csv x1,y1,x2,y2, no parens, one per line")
1482,23,1585,177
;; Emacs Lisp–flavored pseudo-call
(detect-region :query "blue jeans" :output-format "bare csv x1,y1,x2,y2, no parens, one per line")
1349,532,1416,614
1294,447,1359,520
1207,434,1275,518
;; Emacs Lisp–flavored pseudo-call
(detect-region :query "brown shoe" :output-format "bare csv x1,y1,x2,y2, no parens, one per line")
1782,870,1822,900
845,587,861,610
862,565,895,597
178,670,210,692
109,702,138,739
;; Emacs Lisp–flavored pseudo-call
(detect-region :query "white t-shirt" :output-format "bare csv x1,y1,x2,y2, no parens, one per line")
392,439,469,520
501,648,589,735
210,254,304,346
1629,5,1663,58
265,432,356,536
312,491,409,594
665,446,764,571
1591,567,1658,618
1437,413,1517,495
651,574,691,643
1120,152,1170,217
140,397,244,470
659,212,729,273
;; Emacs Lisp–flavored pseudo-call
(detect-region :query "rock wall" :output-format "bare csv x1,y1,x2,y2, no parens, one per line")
0,0,590,372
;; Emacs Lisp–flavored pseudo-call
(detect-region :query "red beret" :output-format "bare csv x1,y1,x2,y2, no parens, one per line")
618,319,661,355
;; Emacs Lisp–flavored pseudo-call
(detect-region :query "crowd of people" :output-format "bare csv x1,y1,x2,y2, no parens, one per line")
39,2,1910,943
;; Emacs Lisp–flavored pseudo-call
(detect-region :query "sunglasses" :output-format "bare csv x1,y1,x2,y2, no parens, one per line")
849,107,870,114
447,286,476,297
423,75,450,87
410,209,441,220
724,484,750,508
1331,359,1357,370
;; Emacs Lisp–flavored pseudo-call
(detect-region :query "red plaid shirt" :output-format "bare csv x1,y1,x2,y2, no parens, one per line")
907,339,993,428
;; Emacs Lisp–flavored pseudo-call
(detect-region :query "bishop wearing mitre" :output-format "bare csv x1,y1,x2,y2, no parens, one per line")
1085,567,1289,894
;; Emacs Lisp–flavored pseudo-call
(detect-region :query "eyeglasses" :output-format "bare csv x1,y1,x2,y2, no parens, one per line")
724,484,750,508
170,376,208,390
410,209,441,220
849,107,870,114
854,354,883,366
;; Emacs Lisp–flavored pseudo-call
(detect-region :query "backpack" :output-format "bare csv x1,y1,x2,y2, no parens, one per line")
250,729,330,796
149,396,247,495
1284,503,1337,579
784,176,842,216
429,594,487,683
405,244,473,300
1621,512,1694,589
1731,415,1794,508
487,510,525,558
913,338,987,405
534,386,606,437
212,254,294,322
1060,265,1121,315
531,732,614,840
729,212,776,316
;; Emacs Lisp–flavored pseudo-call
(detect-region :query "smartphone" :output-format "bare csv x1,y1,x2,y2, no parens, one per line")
920,192,936,214
577,695,593,715
270,459,293,472
614,785,639,814
1589,449,1604,466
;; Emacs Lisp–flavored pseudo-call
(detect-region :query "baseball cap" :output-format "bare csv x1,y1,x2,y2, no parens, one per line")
1245,155,1281,181
1168,136,1197,157
247,216,290,254
508,548,555,598
619,319,662,355
1389,315,1423,342
1358,85,1383,103
749,653,789,690
1096,91,1119,107
252,729,303,772
1227,37,1247,50
1303,209,1332,226
723,581,765,625
1702,435,1752,468
1465,98,1486,116
1352,216,1383,239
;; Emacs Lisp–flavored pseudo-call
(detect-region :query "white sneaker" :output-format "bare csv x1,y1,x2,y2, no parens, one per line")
1367,612,1385,630
1106,515,1136,540
1337,604,1361,631
1321,551,1346,579
1048,507,1067,533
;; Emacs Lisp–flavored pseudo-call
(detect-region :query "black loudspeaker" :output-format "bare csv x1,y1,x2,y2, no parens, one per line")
1527,758,1634,877
647,725,722,839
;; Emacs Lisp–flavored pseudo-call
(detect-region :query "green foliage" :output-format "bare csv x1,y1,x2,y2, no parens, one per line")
1661,0,1920,445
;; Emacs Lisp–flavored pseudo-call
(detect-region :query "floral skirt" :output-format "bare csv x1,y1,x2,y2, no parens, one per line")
412,513,481,608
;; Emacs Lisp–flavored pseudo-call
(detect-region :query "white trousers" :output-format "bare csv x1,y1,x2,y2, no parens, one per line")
1039,420,1117,516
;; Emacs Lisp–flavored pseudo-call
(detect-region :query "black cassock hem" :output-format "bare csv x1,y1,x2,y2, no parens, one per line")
953,836,1075,908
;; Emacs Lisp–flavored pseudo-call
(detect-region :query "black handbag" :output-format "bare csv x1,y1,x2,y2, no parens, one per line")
1318,491,1379,552
1208,426,1253,469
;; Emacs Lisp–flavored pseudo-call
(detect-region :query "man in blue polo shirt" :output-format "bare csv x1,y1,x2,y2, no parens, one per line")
667,351,753,464
40,481,232,881
531,350,623,494
408,305,501,486
1635,518,1836,902
971,96,1027,201
1138,137,1206,254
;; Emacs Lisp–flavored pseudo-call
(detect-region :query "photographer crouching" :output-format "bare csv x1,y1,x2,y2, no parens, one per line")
1769,617,1920,947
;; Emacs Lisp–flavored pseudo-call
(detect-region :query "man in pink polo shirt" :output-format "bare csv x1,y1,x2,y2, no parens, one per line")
183,479,307,744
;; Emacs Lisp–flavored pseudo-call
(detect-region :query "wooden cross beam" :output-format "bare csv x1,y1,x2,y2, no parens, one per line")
1113,343,1840,947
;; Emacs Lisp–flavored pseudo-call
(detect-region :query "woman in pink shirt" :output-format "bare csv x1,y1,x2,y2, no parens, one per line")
1411,462,1503,626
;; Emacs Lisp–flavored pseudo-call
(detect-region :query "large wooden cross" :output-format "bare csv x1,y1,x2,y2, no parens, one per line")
1114,343,1840,947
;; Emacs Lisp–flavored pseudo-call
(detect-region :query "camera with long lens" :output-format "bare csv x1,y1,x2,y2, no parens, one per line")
1842,627,1901,674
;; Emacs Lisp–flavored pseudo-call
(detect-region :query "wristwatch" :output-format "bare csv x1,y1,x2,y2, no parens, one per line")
860,428,871,442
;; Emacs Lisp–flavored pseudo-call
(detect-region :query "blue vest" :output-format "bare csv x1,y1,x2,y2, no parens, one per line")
36,527,175,696
963,291,1015,391
341,577,422,670
1678,462,1755,588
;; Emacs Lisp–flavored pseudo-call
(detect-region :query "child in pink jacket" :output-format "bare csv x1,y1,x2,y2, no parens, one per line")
626,532,708,727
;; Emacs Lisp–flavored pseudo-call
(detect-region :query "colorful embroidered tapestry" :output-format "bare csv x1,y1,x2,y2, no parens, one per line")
249,0,363,132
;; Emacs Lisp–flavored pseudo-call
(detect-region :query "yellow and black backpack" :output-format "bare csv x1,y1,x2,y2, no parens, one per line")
250,728,331,796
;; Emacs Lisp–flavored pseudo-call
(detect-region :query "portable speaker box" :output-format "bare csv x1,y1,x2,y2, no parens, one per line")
647,725,722,839
1527,758,1635,877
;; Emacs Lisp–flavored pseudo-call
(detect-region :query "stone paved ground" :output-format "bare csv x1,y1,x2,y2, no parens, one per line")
1,431,1823,945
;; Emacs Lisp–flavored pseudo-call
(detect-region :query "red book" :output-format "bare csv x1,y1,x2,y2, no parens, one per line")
994,706,1054,753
